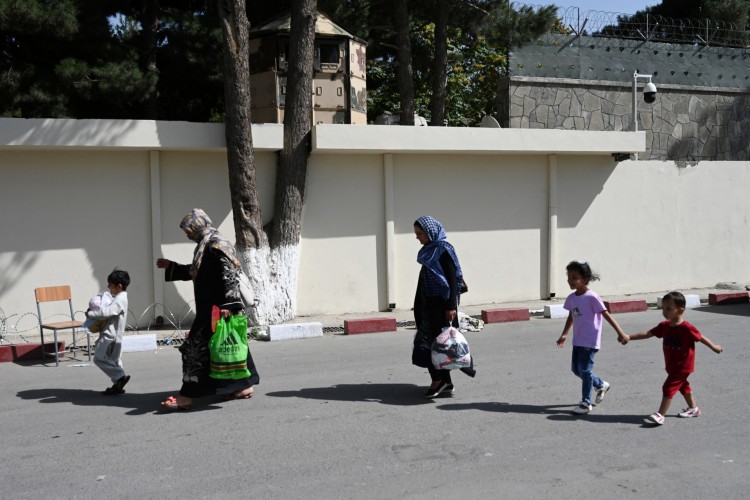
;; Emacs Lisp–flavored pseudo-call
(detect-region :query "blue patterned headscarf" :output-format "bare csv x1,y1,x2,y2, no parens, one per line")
415,215,463,299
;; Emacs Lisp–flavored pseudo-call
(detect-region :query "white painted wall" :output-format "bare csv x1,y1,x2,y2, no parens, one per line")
1,118,747,328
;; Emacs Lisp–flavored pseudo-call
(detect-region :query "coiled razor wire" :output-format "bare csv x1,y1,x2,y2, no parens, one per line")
0,301,198,347
1,304,484,343
517,3,750,48
0,311,42,345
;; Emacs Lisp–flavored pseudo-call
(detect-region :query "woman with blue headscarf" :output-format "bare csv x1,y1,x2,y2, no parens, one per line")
412,215,474,399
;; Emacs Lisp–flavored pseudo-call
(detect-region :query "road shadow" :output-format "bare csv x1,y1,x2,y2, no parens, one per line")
437,401,649,425
266,383,434,406
692,304,750,317
15,388,224,415
12,356,93,368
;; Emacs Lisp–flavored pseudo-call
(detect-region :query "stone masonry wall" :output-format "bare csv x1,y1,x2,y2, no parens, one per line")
498,77,749,161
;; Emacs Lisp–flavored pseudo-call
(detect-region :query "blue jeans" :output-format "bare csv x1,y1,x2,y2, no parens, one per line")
571,346,604,406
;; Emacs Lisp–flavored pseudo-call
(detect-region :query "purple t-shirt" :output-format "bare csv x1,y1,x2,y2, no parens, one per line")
564,290,607,349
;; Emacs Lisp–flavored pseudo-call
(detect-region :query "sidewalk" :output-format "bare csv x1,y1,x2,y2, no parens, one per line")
3,286,745,353
284,285,745,331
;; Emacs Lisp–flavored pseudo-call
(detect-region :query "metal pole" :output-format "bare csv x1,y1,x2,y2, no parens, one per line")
632,71,654,161
632,71,639,160
632,71,638,134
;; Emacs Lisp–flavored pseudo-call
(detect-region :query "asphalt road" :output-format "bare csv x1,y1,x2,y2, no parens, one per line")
3,304,749,499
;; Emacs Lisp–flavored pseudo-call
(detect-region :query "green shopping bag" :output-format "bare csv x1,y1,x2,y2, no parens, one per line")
209,314,251,380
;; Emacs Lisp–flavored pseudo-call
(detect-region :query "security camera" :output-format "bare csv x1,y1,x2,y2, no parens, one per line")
643,81,657,103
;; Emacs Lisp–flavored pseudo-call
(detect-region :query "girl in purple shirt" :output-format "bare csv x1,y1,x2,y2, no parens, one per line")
556,261,629,414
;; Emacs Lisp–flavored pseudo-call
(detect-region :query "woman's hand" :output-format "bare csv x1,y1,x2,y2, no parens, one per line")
156,258,170,269
220,309,231,319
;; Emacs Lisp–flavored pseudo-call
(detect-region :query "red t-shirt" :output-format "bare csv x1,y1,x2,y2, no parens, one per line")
649,320,702,374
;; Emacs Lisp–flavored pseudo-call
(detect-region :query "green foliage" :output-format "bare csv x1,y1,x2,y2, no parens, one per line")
0,0,78,35
549,18,574,36
1,0,557,124
443,36,508,126
366,58,401,122
366,0,551,126
1,0,222,120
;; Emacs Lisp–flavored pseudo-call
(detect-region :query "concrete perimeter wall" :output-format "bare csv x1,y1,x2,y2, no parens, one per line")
1,118,748,327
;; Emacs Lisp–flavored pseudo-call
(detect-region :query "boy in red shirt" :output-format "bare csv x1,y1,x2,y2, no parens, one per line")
626,291,723,425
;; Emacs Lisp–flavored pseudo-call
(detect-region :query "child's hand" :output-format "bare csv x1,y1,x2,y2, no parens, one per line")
445,309,457,323
713,344,723,353
618,334,629,345
556,335,566,348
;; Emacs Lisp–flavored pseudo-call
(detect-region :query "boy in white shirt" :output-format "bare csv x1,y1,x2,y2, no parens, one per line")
86,269,130,395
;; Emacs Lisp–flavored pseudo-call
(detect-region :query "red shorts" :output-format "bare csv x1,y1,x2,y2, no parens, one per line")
662,372,692,398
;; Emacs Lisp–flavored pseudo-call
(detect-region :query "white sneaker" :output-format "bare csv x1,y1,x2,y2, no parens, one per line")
644,412,665,425
573,402,592,414
595,381,610,404
677,407,701,418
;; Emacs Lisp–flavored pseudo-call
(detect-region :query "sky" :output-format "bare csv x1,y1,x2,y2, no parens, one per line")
549,1,661,15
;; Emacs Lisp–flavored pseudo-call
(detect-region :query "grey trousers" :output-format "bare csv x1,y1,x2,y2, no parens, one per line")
93,337,126,382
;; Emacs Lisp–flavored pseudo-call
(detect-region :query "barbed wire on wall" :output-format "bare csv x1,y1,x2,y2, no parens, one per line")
516,3,750,48
0,302,198,347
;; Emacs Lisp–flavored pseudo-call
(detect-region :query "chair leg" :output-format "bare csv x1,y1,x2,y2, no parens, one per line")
53,329,59,367
40,328,45,363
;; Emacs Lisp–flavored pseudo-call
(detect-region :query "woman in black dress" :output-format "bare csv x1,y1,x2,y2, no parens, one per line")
157,208,258,410
412,215,473,399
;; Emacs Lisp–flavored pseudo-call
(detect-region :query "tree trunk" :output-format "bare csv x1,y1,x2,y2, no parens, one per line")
218,0,316,325
274,0,315,249
430,0,449,126
249,0,317,325
141,0,159,119
217,0,265,250
392,0,415,125
218,0,274,325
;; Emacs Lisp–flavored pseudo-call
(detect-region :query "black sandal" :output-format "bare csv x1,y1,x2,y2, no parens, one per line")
115,375,130,390
102,375,130,395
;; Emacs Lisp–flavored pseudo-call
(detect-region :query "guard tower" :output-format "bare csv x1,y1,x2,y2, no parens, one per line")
249,11,367,125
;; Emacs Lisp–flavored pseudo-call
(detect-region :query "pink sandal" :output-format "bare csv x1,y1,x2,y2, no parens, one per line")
160,396,191,411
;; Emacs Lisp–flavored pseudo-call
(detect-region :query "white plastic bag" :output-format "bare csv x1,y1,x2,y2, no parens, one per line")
431,326,472,370
83,291,113,333
458,311,484,332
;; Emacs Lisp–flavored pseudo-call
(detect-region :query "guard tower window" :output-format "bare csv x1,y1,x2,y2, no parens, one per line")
319,43,340,64
278,41,290,70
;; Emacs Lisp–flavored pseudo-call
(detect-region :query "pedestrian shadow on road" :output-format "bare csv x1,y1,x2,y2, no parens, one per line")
437,401,647,425
15,388,223,415
266,383,434,406
692,304,750,317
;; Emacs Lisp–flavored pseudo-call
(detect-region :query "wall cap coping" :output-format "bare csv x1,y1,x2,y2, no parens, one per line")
0,118,646,156
312,124,646,155
0,118,283,152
